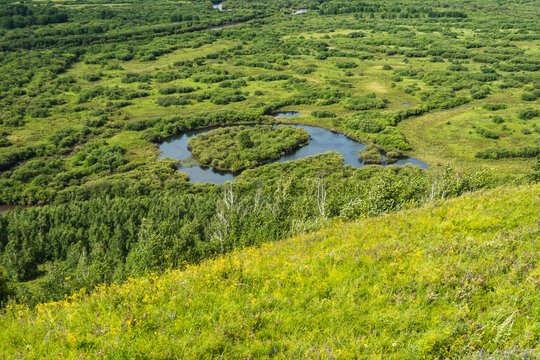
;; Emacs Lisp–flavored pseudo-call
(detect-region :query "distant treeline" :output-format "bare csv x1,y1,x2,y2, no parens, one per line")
0,5,68,29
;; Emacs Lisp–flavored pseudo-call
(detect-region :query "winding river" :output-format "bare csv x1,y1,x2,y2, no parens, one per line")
158,123,428,184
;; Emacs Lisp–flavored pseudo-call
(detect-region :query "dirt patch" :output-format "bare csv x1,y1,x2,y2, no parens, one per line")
366,82,387,93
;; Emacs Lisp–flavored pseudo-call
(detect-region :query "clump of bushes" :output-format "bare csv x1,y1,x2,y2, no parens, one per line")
521,92,538,101
518,108,540,120
476,127,499,139
483,103,507,111
312,110,337,118
158,86,197,95
476,146,540,159
358,144,403,164
210,91,246,105
346,116,384,133
358,144,384,164
335,61,358,69
344,93,387,111
293,64,317,75
82,73,102,82
492,115,505,124
156,96,192,107
470,86,490,99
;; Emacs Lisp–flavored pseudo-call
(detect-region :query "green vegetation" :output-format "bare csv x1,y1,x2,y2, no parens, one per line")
0,0,537,207
0,0,539,354
358,143,403,164
1,155,505,305
188,125,310,171
0,185,538,358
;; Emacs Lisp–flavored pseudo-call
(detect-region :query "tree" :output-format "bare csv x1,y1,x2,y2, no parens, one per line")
237,131,254,149
0,267,14,307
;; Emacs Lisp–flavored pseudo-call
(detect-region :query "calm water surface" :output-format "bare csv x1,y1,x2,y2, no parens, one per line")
159,124,428,184
275,112,303,118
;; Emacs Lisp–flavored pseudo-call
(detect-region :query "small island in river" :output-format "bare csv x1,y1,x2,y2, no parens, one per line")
187,125,310,172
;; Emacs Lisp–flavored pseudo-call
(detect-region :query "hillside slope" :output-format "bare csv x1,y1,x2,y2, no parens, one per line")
1,185,539,359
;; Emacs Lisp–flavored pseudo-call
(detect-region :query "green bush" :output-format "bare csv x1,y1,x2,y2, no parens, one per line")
476,127,499,139
483,103,507,111
518,108,540,120
344,94,387,111
311,110,336,118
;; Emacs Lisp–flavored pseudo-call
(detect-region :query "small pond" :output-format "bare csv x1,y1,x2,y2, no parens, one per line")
210,23,237,31
274,112,303,118
212,2,223,10
159,124,428,184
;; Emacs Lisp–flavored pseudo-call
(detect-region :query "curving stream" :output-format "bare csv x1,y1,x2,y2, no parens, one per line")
159,124,428,184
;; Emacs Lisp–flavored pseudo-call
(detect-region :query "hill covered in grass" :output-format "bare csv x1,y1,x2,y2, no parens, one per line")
0,184,538,359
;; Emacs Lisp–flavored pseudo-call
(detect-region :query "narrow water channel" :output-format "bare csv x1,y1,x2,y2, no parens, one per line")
158,124,428,184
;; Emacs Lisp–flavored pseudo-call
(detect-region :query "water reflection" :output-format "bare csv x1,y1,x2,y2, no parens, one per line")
274,112,303,118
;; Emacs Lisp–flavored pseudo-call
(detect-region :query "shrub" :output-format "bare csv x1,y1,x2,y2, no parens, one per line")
156,96,191,107
476,146,540,159
518,108,540,120
483,103,507,111
30,109,50,118
158,86,196,95
347,31,364,38
311,110,336,118
476,127,499,139
346,117,384,133
521,93,538,101
335,61,358,69
344,94,387,111
470,86,490,99
83,73,102,82
492,115,505,124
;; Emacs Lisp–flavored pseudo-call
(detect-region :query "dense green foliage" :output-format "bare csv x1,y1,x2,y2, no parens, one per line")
188,125,310,171
0,154,502,305
0,185,538,358
0,0,539,341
